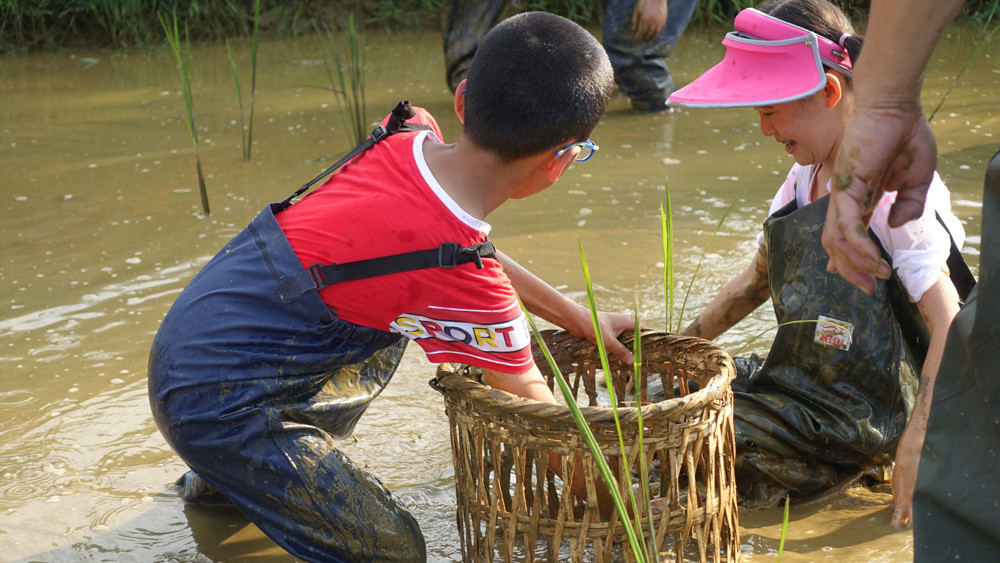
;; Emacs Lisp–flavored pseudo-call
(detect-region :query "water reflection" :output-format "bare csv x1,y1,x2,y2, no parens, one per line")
1,21,996,562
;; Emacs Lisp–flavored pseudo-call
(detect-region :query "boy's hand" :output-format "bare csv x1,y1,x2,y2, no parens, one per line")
568,309,635,365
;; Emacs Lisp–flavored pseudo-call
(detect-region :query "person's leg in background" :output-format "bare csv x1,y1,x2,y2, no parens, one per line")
441,0,524,91
602,0,698,112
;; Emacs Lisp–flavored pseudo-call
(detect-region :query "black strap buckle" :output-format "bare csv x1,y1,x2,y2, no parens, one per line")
438,242,460,268
369,124,389,142
306,263,328,289
458,241,496,269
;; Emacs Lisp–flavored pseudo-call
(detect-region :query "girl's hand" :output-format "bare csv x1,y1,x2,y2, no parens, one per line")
891,417,925,528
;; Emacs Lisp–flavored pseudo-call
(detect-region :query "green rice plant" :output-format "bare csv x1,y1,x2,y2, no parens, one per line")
160,9,210,215
661,190,674,332
965,0,1000,24
777,495,790,562
524,297,650,562
578,243,645,544
273,0,306,38
314,14,368,147
225,0,259,160
632,295,659,561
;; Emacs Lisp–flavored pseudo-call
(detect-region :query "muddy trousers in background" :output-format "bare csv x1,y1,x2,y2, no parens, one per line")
148,205,426,562
913,149,1000,559
441,0,698,110
441,0,523,91
601,0,698,109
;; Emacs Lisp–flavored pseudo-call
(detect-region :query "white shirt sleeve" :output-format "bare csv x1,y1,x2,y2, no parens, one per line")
757,166,963,303
868,172,965,302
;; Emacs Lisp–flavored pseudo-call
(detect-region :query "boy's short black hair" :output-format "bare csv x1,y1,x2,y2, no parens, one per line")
462,12,614,163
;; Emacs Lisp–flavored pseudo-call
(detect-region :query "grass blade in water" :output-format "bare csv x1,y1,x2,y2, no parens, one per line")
523,304,647,562
578,243,647,561
160,10,210,215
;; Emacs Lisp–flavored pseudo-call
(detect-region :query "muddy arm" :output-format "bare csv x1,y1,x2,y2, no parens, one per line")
682,246,770,341
890,272,961,527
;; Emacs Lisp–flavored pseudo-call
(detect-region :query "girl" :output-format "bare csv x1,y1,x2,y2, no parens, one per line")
667,0,973,508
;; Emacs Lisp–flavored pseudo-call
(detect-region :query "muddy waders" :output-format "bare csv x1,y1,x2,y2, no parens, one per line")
149,205,425,562
732,196,923,507
601,0,698,111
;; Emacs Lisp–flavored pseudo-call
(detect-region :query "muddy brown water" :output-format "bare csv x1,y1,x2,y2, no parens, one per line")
1,22,996,562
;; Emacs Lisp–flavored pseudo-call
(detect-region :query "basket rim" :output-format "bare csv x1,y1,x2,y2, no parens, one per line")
430,333,735,426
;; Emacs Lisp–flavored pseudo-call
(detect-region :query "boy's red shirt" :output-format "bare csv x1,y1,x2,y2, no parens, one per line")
276,108,533,374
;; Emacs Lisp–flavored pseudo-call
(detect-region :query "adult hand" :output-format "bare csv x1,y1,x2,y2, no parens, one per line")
632,0,668,42
823,98,936,294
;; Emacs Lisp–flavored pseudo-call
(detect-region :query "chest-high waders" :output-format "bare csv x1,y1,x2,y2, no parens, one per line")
913,148,1000,560
148,102,493,562
732,195,974,508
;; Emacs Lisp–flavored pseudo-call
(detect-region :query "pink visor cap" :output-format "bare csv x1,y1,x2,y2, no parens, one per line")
668,8,853,108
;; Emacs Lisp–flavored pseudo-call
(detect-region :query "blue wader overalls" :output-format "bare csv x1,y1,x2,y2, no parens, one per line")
148,204,426,562
732,196,923,507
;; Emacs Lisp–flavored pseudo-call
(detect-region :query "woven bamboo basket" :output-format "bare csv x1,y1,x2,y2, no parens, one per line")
431,330,740,563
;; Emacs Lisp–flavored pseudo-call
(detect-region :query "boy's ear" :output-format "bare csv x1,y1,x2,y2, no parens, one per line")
546,145,579,182
454,79,468,123
823,72,843,108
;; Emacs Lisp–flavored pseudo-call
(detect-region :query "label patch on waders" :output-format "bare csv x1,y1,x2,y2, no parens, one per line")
814,315,853,351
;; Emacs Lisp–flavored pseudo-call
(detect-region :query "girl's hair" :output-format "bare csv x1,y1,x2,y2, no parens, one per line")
758,0,864,83
462,12,614,163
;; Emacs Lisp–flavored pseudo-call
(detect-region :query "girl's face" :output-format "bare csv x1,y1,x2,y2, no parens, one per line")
754,74,849,168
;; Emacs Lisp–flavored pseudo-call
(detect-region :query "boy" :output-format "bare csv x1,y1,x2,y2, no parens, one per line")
148,12,627,562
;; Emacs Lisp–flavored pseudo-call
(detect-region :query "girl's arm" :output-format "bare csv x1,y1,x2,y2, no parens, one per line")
890,272,961,527
682,247,770,340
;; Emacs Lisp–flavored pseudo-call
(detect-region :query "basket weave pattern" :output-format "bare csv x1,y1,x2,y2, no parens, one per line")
431,331,740,562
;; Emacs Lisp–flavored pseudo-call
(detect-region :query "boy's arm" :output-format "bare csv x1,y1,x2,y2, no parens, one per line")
890,272,961,527
481,365,613,516
482,364,557,404
682,247,770,340
496,250,634,364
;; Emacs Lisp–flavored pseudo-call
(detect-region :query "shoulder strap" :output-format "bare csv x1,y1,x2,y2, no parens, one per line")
276,241,498,303
274,100,431,212
937,211,977,302
272,100,499,304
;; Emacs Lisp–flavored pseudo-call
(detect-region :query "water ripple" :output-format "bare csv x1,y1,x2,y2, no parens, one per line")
0,389,35,407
